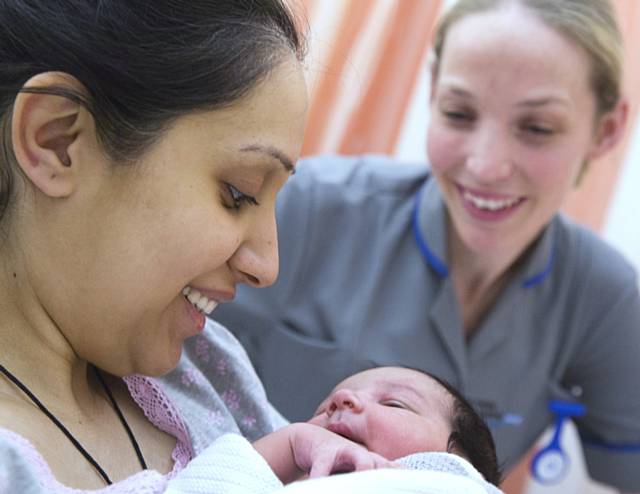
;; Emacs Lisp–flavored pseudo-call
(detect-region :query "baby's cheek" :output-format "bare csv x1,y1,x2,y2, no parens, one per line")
364,416,404,457
306,413,327,427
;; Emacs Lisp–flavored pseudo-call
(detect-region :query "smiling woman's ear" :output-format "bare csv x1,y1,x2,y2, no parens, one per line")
11,72,89,198
588,97,629,161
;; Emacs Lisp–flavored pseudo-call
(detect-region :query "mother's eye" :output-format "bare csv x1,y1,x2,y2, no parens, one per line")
221,183,259,211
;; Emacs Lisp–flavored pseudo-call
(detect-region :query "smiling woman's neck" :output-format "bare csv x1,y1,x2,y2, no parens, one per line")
447,225,526,334
448,224,524,289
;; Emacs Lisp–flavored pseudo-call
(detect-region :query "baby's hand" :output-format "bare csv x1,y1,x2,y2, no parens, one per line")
289,423,397,478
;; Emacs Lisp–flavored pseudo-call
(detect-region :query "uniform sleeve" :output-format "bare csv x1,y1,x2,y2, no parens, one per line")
568,270,640,492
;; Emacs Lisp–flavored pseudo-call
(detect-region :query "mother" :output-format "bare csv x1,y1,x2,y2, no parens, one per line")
0,1,396,491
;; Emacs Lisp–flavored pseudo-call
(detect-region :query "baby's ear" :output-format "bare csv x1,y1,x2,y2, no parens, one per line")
445,433,465,458
11,72,89,198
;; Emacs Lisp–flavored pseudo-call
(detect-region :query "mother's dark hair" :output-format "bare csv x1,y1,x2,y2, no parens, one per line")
0,0,305,223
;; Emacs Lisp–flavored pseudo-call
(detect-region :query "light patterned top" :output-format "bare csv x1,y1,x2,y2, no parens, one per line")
0,319,287,493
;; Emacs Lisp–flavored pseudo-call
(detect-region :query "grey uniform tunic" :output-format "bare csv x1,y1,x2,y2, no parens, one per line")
213,154,640,491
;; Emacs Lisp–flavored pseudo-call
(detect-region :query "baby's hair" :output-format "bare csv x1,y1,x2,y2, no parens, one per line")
427,372,502,486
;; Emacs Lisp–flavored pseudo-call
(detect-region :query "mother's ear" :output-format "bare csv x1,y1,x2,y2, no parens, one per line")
11,72,89,198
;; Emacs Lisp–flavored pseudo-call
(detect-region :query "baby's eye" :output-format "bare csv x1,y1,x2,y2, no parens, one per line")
221,183,259,211
381,400,407,409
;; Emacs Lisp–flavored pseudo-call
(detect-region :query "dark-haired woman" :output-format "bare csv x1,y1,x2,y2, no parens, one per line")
0,1,396,492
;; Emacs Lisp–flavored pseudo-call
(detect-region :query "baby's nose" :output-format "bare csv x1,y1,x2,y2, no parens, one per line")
328,388,363,414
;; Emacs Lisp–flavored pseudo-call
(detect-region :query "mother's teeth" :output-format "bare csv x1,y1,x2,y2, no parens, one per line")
205,300,217,313
182,286,218,315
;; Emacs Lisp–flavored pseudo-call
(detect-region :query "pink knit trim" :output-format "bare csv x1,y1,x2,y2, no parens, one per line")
123,375,195,469
0,428,167,493
0,376,194,493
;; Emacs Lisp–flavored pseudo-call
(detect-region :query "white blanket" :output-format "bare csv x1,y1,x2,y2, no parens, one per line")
165,434,283,494
164,434,504,494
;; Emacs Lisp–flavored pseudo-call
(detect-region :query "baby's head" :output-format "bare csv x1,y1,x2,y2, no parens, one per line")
309,366,501,485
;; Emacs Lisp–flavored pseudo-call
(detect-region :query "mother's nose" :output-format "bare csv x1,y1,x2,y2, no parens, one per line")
229,214,279,288
328,388,363,415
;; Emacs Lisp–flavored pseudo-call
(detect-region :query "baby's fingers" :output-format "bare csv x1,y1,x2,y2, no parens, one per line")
308,448,396,479
351,450,399,472
307,453,337,479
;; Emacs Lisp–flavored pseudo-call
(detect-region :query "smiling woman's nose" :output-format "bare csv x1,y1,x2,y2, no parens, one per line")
466,126,514,183
328,388,363,414
467,154,513,183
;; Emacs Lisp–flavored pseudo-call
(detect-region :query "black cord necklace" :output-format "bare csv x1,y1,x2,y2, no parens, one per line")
0,363,147,485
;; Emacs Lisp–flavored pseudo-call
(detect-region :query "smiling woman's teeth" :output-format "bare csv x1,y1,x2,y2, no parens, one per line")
463,190,520,211
182,286,218,315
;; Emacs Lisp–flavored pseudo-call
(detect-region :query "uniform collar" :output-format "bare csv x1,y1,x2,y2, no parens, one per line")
413,176,556,288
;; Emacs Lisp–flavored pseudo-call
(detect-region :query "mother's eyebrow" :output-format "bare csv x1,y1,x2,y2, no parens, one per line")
240,144,295,173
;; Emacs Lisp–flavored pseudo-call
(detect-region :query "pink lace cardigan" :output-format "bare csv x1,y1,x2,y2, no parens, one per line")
0,319,287,494
0,375,191,494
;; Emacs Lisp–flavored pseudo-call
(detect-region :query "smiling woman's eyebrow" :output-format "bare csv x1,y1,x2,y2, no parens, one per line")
516,95,570,108
240,144,295,173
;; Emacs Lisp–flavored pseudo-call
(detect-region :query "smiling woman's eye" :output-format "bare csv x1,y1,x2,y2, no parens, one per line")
518,117,557,139
443,110,473,121
522,123,554,136
221,183,259,211
439,106,475,128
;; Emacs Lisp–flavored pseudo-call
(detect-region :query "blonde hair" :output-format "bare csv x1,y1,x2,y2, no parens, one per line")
432,0,623,115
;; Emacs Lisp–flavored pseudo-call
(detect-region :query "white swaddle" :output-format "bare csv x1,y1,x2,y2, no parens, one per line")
165,434,504,494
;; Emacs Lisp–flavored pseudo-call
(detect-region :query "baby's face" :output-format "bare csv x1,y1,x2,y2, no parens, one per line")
309,367,452,459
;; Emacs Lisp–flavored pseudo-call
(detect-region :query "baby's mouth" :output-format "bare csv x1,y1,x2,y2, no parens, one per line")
326,422,364,445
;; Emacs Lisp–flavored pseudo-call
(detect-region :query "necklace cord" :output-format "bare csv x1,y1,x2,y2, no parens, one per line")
92,365,148,470
0,363,112,484
0,363,148,485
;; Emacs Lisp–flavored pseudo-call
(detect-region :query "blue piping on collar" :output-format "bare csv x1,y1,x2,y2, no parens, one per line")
521,240,556,289
412,183,556,287
412,184,449,278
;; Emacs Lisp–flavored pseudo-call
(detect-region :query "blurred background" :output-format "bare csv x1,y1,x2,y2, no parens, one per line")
292,0,640,492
